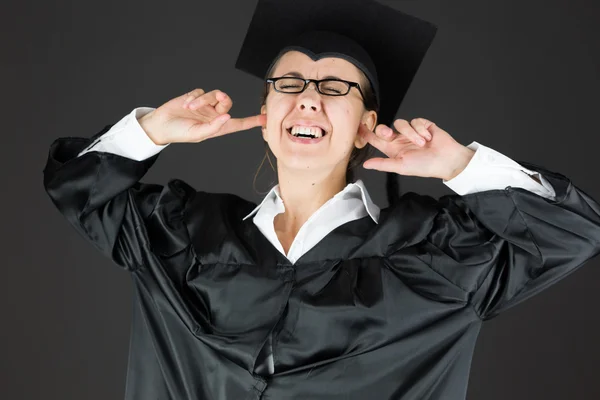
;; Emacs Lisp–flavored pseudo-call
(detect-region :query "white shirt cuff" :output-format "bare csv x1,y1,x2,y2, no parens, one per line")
77,107,168,161
443,141,556,200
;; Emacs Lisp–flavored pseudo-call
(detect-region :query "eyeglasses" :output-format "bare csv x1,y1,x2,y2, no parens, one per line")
266,77,365,100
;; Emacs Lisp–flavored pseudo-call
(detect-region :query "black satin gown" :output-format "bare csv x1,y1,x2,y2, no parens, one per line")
43,125,600,400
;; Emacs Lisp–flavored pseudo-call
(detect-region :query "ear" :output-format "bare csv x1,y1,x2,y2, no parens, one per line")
355,110,377,149
260,105,268,142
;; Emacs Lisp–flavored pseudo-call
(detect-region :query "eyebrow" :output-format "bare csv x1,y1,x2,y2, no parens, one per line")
282,71,344,80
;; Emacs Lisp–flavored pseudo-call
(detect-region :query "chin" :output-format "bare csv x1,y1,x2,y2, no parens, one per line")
282,158,324,172
281,153,350,176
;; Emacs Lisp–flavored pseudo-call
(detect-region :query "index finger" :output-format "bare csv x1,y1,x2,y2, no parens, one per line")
220,114,267,135
358,123,392,154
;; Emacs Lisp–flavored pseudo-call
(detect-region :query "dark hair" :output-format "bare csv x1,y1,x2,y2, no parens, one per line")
255,54,400,205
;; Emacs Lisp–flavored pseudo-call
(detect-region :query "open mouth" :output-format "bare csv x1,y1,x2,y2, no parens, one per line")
286,127,328,139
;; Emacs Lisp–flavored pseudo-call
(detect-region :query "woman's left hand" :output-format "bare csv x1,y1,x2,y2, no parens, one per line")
358,118,475,181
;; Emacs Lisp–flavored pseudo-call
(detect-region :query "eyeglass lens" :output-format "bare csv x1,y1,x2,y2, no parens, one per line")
274,78,349,95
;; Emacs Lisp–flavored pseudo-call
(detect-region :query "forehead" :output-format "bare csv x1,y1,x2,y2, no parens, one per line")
272,50,363,81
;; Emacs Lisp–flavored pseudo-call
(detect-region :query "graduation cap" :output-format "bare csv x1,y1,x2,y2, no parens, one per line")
235,0,438,205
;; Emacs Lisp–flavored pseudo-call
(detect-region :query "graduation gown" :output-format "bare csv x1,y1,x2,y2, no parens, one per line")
43,126,600,400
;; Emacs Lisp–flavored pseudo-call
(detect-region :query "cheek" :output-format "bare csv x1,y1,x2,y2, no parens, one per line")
327,104,360,148
327,99,360,123
264,100,293,143
266,96,293,125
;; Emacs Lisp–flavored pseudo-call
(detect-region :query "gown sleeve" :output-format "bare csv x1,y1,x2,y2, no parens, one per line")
422,161,600,320
42,124,194,271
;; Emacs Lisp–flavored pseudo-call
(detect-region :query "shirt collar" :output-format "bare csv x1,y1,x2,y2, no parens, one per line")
242,179,380,223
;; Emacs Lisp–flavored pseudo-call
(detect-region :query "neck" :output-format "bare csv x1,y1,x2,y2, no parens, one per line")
274,165,348,237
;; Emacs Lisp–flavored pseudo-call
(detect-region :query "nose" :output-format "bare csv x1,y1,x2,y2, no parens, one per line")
296,81,322,113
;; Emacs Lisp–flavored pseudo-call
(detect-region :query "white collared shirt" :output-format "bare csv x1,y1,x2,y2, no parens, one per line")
78,107,557,374
242,179,380,263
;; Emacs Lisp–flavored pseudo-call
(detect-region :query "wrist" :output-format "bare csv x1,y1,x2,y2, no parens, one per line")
443,146,475,181
138,111,166,146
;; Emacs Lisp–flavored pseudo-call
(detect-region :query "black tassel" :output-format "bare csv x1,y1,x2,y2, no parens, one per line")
386,172,401,207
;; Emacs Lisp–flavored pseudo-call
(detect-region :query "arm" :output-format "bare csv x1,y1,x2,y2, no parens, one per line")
46,89,265,271
362,119,599,318
43,110,192,271
426,165,600,320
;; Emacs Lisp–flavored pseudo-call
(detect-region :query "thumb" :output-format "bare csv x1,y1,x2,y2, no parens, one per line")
363,157,402,174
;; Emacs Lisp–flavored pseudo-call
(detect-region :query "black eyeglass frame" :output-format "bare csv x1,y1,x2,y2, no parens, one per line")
266,77,366,100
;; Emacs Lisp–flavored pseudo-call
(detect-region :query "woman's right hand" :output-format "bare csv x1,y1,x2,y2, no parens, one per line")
138,89,267,145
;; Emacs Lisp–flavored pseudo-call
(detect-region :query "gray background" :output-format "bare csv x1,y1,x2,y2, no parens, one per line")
3,0,599,398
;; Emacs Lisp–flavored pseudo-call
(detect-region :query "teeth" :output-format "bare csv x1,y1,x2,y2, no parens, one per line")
290,126,324,138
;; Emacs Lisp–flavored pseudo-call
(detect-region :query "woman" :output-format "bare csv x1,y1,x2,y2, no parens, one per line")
43,0,600,399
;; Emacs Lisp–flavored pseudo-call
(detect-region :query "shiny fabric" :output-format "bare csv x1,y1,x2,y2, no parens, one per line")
76,107,555,379
43,127,600,400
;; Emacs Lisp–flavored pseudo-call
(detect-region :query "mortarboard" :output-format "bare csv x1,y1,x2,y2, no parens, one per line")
235,0,438,128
